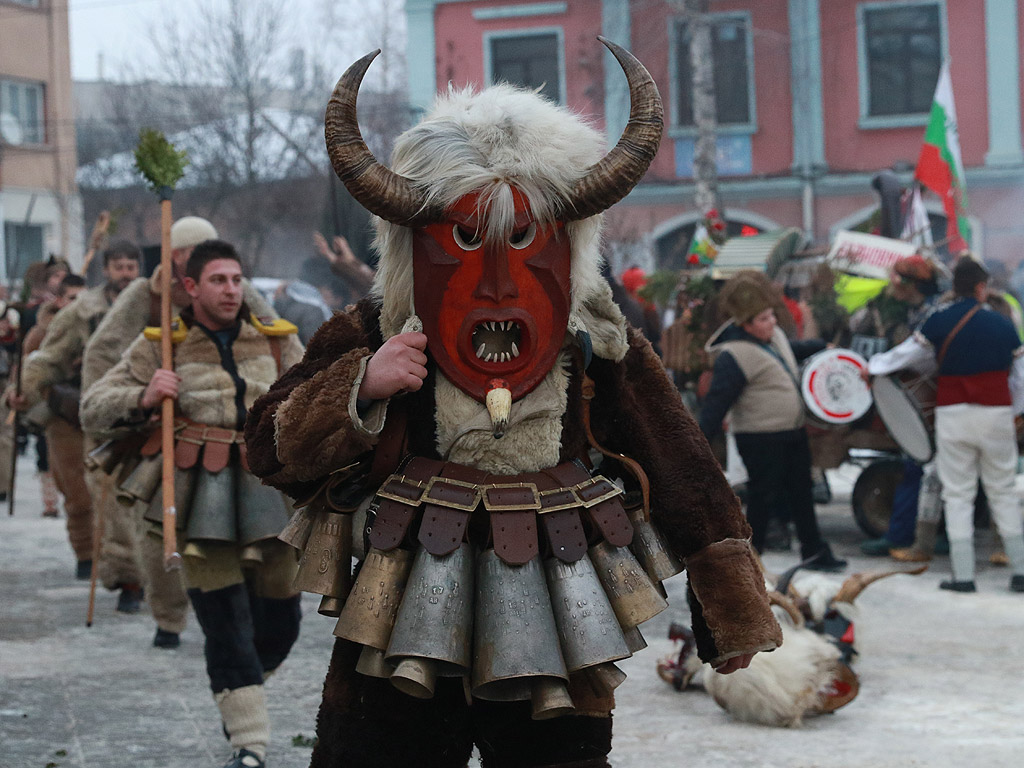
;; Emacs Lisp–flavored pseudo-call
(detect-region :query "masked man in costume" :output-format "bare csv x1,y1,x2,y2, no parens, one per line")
81,240,305,768
245,41,780,768
81,216,280,649
8,243,144,609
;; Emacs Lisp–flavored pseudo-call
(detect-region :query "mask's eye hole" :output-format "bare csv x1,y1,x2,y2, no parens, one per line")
453,224,483,251
509,222,537,250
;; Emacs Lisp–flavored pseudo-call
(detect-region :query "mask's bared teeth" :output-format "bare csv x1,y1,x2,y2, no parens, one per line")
477,343,486,359
511,342,519,358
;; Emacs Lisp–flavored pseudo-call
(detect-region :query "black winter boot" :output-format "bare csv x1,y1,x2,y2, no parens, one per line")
220,748,264,768
803,543,847,572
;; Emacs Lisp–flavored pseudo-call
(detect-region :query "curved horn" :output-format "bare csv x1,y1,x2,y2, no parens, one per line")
832,564,928,605
557,37,664,222
325,50,442,227
774,553,821,597
766,590,805,628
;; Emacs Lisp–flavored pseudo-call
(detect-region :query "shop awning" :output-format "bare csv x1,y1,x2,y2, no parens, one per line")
710,227,806,280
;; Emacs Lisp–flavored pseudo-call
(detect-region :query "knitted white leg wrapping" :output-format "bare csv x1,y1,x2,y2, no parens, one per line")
215,684,269,759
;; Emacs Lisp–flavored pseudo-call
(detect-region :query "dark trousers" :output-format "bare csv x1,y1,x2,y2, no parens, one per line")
310,639,612,768
188,583,302,692
885,459,921,546
735,429,825,558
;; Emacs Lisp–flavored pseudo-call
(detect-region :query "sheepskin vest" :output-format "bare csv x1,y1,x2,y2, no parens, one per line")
717,326,805,434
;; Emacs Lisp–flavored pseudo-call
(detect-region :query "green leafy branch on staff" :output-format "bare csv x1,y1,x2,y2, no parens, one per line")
133,129,189,194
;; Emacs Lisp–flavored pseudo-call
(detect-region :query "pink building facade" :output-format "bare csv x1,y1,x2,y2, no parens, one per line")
406,0,1024,273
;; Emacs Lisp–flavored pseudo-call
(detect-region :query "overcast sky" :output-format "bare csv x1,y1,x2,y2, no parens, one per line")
68,0,394,83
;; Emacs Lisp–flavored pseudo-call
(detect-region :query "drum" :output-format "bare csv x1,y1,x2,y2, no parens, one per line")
870,373,937,464
800,348,873,426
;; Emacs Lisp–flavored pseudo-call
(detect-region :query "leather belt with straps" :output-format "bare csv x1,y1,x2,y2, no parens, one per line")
368,457,633,566
139,417,247,473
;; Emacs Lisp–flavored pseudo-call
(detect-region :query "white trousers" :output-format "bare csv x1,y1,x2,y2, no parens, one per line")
935,404,1023,542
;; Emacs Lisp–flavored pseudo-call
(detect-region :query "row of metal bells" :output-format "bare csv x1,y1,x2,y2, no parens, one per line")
386,542,475,698
182,466,293,546
334,547,414,650
626,507,685,583
117,454,163,507
292,511,353,617
278,506,315,550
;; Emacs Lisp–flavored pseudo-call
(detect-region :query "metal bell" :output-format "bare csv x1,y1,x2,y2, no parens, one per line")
622,625,647,653
318,595,344,617
143,466,196,531
626,507,684,583
240,543,264,565
278,506,316,550
588,541,668,629
333,547,414,649
530,677,575,720
292,512,353,602
116,455,162,507
356,645,396,678
85,440,121,475
586,662,627,696
386,543,475,698
182,540,208,560
236,469,293,546
186,466,238,542
472,549,568,702
544,554,630,673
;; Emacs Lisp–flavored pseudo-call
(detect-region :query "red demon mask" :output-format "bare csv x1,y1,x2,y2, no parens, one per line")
413,189,571,403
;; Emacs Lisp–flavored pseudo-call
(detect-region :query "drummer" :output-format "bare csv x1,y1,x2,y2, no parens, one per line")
864,257,1024,594
700,271,847,571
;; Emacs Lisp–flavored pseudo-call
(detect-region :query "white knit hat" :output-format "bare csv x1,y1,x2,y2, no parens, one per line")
170,216,218,250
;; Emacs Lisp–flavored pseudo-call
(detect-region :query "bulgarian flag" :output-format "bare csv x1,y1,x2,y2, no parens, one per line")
686,223,718,266
914,61,971,253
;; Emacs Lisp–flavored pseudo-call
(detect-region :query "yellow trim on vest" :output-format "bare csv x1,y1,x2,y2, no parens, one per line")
143,318,189,344
250,313,298,337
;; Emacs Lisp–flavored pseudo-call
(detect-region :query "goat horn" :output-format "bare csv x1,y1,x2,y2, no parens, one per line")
832,564,928,605
325,50,441,227
556,37,664,221
766,590,805,627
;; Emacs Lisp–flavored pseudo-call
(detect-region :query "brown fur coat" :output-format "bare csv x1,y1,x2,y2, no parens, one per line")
246,298,780,666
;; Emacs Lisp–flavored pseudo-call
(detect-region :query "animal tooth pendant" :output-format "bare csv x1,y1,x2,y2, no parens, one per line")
486,378,511,439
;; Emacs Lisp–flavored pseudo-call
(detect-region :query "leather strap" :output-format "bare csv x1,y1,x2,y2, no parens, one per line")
937,303,982,368
369,456,440,551
269,336,283,376
483,472,540,565
366,397,409,489
538,465,588,563
419,463,488,557
581,371,652,523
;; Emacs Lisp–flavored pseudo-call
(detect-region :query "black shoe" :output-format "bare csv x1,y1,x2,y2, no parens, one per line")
153,628,180,648
802,544,847,572
76,560,93,580
116,584,145,613
1010,575,1024,593
939,579,977,593
221,749,265,768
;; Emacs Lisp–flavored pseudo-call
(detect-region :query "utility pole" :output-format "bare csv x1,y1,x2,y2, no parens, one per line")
678,0,720,217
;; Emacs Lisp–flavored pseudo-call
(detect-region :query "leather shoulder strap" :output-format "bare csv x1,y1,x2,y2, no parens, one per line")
937,303,982,368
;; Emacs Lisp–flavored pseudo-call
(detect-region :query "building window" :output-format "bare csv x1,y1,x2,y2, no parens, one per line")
862,2,942,117
0,80,46,145
487,30,563,104
672,14,754,129
3,222,45,279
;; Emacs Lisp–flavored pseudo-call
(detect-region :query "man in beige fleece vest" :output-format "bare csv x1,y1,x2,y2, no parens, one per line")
699,271,846,571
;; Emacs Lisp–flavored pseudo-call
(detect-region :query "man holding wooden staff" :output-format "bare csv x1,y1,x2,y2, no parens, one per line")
82,216,281,649
82,239,304,768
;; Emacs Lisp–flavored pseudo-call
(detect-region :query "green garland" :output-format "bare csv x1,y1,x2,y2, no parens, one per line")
133,129,188,194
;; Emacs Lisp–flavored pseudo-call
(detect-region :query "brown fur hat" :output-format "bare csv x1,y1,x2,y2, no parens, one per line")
719,271,777,324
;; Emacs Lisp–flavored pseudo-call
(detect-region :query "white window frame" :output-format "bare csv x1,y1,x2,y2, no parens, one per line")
483,26,566,106
668,10,756,137
857,0,948,129
0,79,46,145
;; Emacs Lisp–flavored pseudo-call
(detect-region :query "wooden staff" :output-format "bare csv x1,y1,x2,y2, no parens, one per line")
134,129,187,572
158,189,181,572
85,480,109,627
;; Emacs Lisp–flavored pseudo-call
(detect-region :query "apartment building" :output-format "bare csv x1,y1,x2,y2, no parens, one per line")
0,0,82,281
